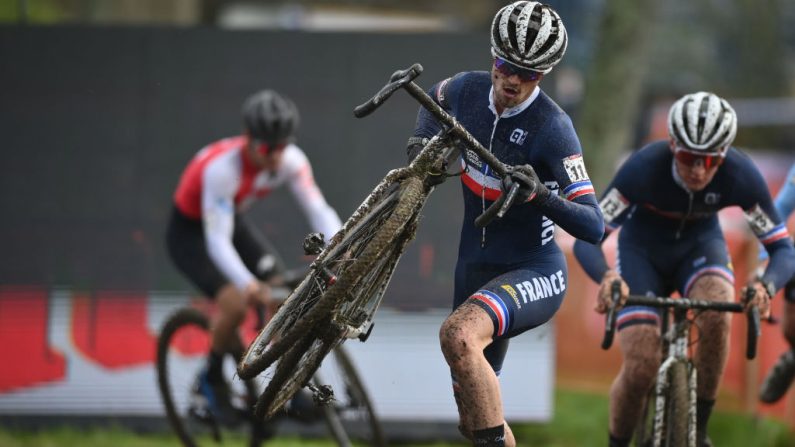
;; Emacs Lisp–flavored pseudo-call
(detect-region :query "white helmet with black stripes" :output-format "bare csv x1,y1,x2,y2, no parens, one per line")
668,92,737,153
490,1,568,74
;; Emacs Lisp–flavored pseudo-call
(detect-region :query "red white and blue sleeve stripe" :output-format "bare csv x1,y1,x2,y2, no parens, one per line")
563,180,595,201
759,224,790,245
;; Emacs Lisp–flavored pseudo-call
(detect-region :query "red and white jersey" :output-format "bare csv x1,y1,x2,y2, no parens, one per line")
173,136,342,290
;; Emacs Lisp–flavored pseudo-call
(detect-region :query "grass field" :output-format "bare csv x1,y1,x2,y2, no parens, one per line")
0,389,792,446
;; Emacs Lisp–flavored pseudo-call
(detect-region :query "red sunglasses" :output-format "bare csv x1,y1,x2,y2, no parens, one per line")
673,147,725,169
251,139,287,156
493,57,542,82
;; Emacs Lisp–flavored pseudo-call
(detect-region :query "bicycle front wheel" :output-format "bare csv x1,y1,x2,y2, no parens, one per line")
663,361,690,447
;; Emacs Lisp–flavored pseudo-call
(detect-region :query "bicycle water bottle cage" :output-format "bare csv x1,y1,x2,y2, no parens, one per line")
303,232,326,255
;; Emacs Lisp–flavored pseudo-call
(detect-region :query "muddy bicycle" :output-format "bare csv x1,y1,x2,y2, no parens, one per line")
237,63,532,421
156,271,385,447
601,280,761,447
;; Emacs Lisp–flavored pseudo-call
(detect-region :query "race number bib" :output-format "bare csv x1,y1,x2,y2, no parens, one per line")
744,204,775,237
600,188,630,223
563,154,590,183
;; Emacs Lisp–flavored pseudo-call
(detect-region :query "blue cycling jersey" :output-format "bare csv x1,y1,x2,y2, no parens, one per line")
774,163,795,227
574,141,795,293
413,71,603,262
760,163,795,263
412,71,604,372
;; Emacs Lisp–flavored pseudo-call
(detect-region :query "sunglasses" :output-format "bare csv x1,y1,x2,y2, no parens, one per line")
493,57,542,82
251,139,287,156
673,147,725,169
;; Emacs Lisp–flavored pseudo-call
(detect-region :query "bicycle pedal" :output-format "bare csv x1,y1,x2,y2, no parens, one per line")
312,384,335,406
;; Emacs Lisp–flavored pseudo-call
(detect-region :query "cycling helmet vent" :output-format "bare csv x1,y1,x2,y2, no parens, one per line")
668,91,737,153
242,90,300,145
490,1,568,74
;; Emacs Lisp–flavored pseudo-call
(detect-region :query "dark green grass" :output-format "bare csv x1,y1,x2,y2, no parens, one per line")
0,389,791,446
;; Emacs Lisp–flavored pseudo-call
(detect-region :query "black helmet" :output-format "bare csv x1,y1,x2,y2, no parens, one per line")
490,1,568,74
242,90,299,145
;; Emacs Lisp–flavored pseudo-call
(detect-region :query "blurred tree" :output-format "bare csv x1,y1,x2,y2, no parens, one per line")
576,0,659,192
701,0,791,148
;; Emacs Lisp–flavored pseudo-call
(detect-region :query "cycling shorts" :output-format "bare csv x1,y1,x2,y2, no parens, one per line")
615,227,734,330
453,247,567,374
165,206,284,297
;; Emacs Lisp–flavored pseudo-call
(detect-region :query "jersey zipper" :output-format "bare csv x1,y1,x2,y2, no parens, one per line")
676,191,693,240
482,116,500,248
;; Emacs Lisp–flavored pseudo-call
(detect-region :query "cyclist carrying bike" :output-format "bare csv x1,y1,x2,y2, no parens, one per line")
759,162,795,403
165,89,342,423
573,92,795,447
408,3,604,445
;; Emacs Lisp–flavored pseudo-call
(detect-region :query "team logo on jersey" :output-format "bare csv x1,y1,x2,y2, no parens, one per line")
464,148,483,169
540,182,559,245
513,270,566,304
705,192,720,205
600,188,630,223
501,284,521,309
509,128,528,145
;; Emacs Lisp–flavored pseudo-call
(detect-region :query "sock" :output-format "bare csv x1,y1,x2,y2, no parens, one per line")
696,398,715,435
473,424,505,447
206,350,225,383
609,432,631,447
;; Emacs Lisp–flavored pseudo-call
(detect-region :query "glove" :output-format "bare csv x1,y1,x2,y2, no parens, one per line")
501,164,549,204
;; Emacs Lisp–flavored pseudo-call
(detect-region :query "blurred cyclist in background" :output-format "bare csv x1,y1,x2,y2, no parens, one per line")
573,92,795,447
165,89,341,422
409,2,604,445
759,162,795,404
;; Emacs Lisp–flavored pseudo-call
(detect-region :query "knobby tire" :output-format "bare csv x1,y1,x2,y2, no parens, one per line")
240,178,423,379
663,362,689,447
157,307,262,447
252,177,425,420
255,326,339,419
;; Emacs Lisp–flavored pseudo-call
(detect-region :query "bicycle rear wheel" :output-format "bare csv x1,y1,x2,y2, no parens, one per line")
255,325,342,420
157,307,269,447
240,177,424,380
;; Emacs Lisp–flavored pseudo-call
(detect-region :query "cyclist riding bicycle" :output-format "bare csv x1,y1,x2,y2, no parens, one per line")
759,162,795,403
573,91,795,447
165,89,342,424
408,2,604,445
